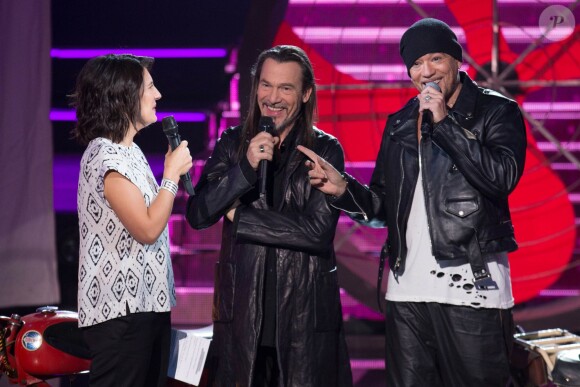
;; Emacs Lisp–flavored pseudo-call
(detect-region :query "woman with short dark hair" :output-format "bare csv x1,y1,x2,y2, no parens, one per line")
72,54,192,387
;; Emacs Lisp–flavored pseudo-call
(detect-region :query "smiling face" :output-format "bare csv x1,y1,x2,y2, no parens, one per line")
409,52,462,105
135,68,161,130
257,58,312,132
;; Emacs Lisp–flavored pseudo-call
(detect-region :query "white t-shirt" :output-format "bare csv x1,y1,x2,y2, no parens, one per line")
77,137,176,327
386,159,514,309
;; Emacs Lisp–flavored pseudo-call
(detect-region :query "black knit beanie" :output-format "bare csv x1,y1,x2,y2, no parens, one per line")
399,18,463,74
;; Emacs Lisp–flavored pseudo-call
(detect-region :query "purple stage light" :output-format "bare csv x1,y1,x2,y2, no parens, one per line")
292,26,574,44
50,110,76,121
50,109,207,122
289,0,574,4
156,112,207,122
349,359,385,370
51,48,227,59
539,289,580,297
175,287,215,295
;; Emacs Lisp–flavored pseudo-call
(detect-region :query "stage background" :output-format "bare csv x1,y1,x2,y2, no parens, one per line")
0,0,60,308
0,2,579,385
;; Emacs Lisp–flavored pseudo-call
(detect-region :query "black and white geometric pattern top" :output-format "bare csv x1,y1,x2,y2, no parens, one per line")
77,137,176,327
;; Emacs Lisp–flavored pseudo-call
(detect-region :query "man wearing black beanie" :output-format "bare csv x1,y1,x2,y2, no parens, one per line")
299,17,527,386
399,18,463,75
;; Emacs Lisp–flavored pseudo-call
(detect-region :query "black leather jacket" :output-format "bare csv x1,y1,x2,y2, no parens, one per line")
334,72,526,280
186,125,353,387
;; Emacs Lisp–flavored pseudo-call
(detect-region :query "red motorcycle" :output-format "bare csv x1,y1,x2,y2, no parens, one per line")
0,306,90,386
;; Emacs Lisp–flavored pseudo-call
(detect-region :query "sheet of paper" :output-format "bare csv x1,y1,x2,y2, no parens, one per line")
167,327,212,386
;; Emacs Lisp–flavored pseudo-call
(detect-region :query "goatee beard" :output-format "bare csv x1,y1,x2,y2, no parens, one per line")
273,111,301,135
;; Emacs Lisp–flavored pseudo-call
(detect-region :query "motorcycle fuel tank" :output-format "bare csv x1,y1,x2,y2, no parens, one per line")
13,307,90,383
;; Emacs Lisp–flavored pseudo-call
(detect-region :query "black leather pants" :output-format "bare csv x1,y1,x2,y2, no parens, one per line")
385,301,514,387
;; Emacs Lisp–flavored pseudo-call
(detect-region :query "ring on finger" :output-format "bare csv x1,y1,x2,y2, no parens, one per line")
425,95,431,102
259,144,265,153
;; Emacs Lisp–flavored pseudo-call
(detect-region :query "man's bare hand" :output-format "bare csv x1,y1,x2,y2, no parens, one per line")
246,132,279,170
297,145,347,197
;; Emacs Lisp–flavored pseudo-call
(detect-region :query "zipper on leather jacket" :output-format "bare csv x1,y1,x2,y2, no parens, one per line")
419,139,436,256
393,150,405,280
343,183,368,222
392,257,401,281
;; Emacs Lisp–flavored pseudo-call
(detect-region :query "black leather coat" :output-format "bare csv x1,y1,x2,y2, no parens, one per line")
334,72,526,278
186,125,353,387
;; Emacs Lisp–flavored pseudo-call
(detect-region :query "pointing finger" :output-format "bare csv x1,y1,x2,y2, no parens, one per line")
297,145,318,161
297,145,327,177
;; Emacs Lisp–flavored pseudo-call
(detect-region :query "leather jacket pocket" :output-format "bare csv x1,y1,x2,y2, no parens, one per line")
445,197,479,218
314,267,340,332
212,262,235,322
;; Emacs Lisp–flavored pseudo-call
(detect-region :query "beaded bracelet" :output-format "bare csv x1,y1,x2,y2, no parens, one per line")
160,178,178,196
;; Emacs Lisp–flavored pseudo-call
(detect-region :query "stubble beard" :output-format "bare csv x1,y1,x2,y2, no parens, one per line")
273,109,301,137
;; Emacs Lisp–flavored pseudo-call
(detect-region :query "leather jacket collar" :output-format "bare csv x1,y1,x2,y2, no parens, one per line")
450,72,478,120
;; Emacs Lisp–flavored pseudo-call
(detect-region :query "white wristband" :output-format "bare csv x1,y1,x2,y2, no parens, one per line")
160,178,178,196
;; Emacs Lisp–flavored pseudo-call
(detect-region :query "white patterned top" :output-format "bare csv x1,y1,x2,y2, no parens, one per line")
77,137,176,327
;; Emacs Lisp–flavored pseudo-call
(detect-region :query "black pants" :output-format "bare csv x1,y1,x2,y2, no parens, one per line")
82,311,171,387
385,301,514,387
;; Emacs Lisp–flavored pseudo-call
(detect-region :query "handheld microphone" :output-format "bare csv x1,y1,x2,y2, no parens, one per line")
423,82,441,125
258,116,275,197
161,116,195,196
421,81,441,134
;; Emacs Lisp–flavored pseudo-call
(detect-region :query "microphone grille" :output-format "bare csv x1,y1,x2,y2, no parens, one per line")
259,116,274,132
162,116,178,134
425,82,441,93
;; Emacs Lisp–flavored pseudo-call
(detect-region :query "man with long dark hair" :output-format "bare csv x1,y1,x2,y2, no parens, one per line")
187,45,353,386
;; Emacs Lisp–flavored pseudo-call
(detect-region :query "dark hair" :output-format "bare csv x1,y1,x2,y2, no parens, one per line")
239,45,317,157
70,54,154,145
